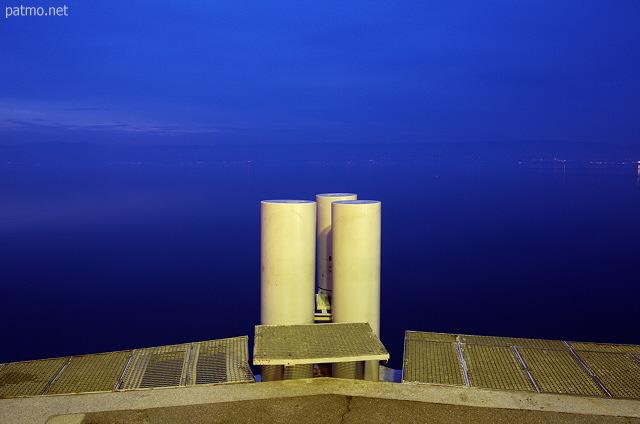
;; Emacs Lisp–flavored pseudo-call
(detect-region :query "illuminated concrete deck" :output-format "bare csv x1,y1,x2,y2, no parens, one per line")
1,378,640,424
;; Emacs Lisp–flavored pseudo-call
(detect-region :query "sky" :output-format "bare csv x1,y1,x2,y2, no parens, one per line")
1,1,639,147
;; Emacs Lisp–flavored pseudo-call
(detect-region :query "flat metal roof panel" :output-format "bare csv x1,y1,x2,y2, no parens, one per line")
576,351,640,398
253,322,389,366
0,336,254,398
518,348,605,396
188,337,254,385
119,343,191,390
406,331,457,343
47,351,132,395
402,339,465,386
570,342,640,354
463,344,535,391
0,357,69,398
400,331,640,399
460,335,568,350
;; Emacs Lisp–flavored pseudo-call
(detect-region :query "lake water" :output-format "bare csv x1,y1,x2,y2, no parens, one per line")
1,160,639,369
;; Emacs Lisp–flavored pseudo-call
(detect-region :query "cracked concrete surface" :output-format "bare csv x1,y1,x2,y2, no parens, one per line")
1,378,638,424
51,395,640,424
339,395,353,423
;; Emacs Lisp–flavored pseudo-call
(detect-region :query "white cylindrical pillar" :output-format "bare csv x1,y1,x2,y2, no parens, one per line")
261,200,316,326
332,200,381,381
316,193,357,297
260,200,316,380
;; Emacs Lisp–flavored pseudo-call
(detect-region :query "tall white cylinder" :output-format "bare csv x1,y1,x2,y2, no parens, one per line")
261,200,316,326
316,193,357,296
261,200,316,381
332,200,381,381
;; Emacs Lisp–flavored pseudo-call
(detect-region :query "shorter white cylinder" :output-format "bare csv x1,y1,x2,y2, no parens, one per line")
331,200,381,381
316,193,357,295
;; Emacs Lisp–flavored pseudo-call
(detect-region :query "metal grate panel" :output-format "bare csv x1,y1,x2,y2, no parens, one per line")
188,337,254,385
406,331,457,342
402,339,465,386
191,344,226,385
460,335,568,350
576,351,640,398
570,342,640,354
518,348,604,396
0,337,254,398
253,322,388,366
0,357,69,398
403,331,639,399
119,343,190,390
47,351,133,394
462,344,534,391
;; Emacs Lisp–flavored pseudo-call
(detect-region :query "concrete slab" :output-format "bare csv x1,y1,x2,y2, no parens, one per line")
1,378,639,424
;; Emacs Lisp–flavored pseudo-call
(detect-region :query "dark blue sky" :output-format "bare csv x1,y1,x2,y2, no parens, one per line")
2,1,639,146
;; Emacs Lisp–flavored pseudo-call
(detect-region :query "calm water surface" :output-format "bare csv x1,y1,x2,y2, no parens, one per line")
1,161,639,368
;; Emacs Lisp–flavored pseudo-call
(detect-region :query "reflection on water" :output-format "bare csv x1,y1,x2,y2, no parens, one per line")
1,161,639,368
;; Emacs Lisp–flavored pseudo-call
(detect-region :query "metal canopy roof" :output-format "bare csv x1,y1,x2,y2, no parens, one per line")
0,336,254,398
403,331,640,399
253,322,389,366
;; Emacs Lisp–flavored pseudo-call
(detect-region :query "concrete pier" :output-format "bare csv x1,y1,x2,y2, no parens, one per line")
2,377,639,424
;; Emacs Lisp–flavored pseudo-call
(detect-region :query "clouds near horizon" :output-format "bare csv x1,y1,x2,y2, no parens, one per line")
2,1,639,145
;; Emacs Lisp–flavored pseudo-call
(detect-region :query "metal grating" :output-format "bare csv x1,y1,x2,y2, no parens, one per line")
0,357,69,398
47,351,133,394
570,342,640,354
576,351,640,398
0,336,254,398
404,331,640,399
402,339,465,386
253,322,389,366
462,344,534,391
518,348,605,396
190,343,226,385
406,331,457,342
459,334,568,350
187,337,253,385
119,343,190,390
